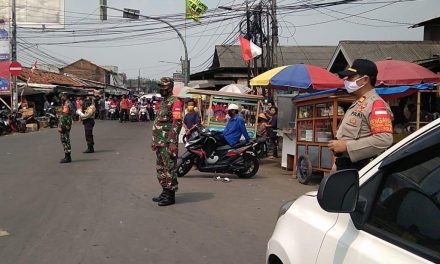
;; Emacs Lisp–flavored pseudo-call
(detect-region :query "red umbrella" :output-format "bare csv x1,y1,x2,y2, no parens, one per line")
376,59,440,86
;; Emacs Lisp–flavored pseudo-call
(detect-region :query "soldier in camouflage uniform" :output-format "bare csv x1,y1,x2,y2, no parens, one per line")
151,77,183,206
58,92,73,163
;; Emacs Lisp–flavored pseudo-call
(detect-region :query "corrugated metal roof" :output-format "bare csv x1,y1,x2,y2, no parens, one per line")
212,45,337,69
410,16,440,28
330,41,440,68
19,68,84,87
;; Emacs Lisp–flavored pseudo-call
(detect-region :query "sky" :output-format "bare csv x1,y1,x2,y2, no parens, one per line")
15,0,440,79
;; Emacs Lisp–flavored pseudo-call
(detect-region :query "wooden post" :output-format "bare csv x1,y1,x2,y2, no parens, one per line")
416,90,421,130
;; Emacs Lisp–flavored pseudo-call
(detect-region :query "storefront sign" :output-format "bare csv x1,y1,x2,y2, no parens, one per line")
0,17,9,94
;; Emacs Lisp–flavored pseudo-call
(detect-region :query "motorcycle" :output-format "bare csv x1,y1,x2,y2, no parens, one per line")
139,105,149,122
129,106,138,122
176,125,260,178
9,111,26,133
45,103,58,128
254,136,268,159
109,106,117,120
0,107,11,135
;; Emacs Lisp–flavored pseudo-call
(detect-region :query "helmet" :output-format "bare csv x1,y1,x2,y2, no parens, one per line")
159,77,174,89
227,103,239,111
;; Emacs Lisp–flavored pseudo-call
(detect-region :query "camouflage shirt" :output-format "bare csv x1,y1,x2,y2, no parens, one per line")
59,100,73,128
152,96,183,147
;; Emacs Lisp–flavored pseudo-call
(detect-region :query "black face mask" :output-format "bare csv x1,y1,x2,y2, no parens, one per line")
160,88,170,97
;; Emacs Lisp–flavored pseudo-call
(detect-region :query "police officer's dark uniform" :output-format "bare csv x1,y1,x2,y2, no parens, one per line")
78,97,96,153
329,59,393,171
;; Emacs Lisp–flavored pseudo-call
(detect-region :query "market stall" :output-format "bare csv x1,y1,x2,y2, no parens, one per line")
187,89,263,138
291,83,440,184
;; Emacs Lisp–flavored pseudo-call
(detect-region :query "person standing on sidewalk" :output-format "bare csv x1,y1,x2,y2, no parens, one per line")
266,106,278,159
329,59,393,171
151,77,183,206
77,96,96,153
58,92,73,163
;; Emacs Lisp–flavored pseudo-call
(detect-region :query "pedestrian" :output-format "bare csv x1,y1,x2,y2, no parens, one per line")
77,96,96,153
99,96,106,120
266,106,278,159
329,59,393,171
58,92,73,163
183,101,200,135
265,101,274,118
120,95,130,122
257,113,268,139
43,96,50,114
75,96,83,121
105,97,110,120
151,77,183,206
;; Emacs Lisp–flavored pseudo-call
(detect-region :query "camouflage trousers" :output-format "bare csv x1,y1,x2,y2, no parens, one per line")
155,146,178,191
60,124,72,154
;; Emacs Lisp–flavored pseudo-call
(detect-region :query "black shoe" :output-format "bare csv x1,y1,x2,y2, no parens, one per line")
158,189,175,206
152,188,166,202
60,153,72,163
83,147,94,153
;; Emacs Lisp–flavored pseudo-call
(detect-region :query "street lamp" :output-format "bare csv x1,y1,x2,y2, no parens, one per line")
100,3,190,86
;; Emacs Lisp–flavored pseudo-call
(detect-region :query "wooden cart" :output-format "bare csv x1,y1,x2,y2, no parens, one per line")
292,91,355,184
187,89,263,138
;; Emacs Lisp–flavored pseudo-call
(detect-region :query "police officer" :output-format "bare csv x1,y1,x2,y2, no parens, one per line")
328,59,393,171
58,92,73,163
151,77,183,206
77,96,96,153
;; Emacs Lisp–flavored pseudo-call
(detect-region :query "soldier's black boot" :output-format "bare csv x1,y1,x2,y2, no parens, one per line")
83,146,94,153
152,188,166,202
60,153,72,163
158,189,175,206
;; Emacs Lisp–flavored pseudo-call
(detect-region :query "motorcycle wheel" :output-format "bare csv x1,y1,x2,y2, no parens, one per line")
176,158,194,177
236,153,259,178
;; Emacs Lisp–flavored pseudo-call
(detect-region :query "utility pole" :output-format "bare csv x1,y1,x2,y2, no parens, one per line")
11,0,17,110
246,1,251,86
271,0,278,67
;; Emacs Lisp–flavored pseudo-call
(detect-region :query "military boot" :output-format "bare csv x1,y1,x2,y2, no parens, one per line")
83,146,94,153
158,189,175,206
152,188,166,202
60,153,72,163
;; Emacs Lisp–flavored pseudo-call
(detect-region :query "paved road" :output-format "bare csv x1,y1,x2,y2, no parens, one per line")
0,120,317,264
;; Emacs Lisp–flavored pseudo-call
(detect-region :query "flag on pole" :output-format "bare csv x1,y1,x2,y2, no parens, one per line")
27,60,38,84
185,0,208,22
239,36,262,61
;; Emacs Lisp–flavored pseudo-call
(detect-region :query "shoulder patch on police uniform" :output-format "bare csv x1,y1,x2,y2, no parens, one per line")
370,100,392,134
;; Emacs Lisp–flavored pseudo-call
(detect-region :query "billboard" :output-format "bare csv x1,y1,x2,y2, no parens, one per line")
0,0,65,29
0,18,9,94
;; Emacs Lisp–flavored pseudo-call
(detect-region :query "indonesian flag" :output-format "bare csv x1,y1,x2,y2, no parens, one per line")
27,60,38,84
239,35,262,61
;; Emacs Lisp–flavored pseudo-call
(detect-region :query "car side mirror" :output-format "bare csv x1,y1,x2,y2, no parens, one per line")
317,169,359,213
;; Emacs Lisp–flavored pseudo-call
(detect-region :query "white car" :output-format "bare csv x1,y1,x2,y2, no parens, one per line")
267,118,440,264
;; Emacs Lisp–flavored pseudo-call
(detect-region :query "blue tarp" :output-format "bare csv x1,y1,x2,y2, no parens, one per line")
292,83,437,101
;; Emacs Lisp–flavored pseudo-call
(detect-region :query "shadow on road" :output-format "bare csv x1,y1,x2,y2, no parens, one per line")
176,192,215,204
92,149,115,153
72,159,100,163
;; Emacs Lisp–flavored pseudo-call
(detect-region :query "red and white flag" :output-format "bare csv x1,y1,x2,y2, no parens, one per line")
27,60,38,84
239,35,262,61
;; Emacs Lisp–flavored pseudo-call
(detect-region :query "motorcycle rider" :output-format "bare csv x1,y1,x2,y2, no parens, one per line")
207,103,250,157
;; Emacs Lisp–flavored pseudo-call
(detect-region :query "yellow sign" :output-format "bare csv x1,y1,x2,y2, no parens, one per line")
185,0,208,22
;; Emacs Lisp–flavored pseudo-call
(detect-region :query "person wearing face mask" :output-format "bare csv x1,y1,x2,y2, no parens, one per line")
58,92,74,163
183,101,200,135
151,77,183,206
77,96,96,153
328,59,393,171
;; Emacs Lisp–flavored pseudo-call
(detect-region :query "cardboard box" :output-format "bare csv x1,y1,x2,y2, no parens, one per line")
26,123,39,132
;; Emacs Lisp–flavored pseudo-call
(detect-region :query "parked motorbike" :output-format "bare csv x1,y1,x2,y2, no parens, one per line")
0,107,11,135
45,103,58,128
139,105,149,122
9,111,26,133
129,106,138,122
177,125,260,178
